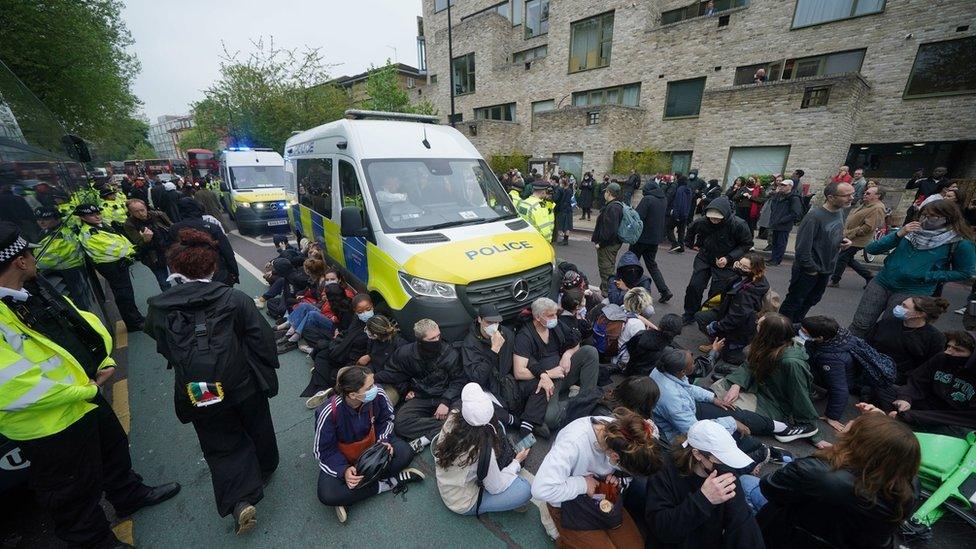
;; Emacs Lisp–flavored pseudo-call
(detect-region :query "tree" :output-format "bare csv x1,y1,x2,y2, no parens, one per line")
362,60,438,115
130,141,157,159
190,38,351,152
0,0,144,155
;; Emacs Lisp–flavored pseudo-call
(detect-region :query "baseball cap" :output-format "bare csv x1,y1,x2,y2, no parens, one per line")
477,303,503,323
606,182,622,195
0,222,40,267
705,208,725,220
461,383,493,427
683,420,753,469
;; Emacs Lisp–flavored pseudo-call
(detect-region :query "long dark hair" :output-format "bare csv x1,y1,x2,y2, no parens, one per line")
600,376,661,420
919,199,975,240
435,412,500,469
748,313,795,383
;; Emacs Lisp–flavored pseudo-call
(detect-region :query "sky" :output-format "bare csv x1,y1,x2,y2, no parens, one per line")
122,0,423,122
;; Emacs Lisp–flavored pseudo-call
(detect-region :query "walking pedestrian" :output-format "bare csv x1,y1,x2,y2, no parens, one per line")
631,179,673,302
766,179,803,265
145,228,280,535
666,175,693,253
592,182,624,293
681,197,753,324
553,176,573,246
625,169,640,206
829,186,886,287
779,182,854,323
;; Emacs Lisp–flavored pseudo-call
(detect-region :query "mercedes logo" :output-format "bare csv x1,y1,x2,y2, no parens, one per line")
511,279,529,302
269,202,279,210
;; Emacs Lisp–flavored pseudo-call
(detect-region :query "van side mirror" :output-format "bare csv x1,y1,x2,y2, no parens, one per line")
340,206,368,238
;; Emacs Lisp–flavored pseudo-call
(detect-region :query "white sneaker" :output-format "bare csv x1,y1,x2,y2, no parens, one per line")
955,307,966,315
335,505,347,523
254,297,266,309
298,344,313,355
305,389,332,410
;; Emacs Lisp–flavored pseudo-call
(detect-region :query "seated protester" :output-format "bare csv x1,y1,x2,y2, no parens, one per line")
302,294,375,408
295,258,327,305
624,313,684,376
881,330,976,437
375,319,465,450
643,421,764,549
314,366,424,524
255,257,293,310
616,287,656,371
559,289,593,344
749,413,919,549
532,408,662,547
713,313,825,447
651,349,773,466
694,252,769,363
867,296,948,384
559,269,601,312
361,314,407,382
277,283,353,354
607,251,654,306
434,383,533,516
513,297,601,430
461,304,549,439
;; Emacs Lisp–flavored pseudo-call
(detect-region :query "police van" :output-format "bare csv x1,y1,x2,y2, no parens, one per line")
218,148,292,234
284,110,555,338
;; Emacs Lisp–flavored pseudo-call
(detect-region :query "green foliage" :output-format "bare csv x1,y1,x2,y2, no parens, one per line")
190,38,352,151
612,148,668,175
488,151,530,175
130,141,157,159
362,60,438,115
94,117,152,161
0,0,144,155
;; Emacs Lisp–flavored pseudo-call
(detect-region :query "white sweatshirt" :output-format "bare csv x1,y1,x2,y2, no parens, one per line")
531,416,615,507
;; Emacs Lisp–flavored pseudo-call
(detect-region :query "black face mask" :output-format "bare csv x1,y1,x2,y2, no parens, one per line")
944,354,970,368
418,339,443,360
713,463,746,477
732,266,749,276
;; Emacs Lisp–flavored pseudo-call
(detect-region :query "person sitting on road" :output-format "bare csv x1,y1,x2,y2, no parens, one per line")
606,251,655,306
360,315,408,405
558,268,601,311
314,366,424,524
866,296,948,384
461,304,550,439
302,294,376,407
712,313,826,447
434,383,533,516
623,313,684,376
616,287,657,371
558,289,593,345
694,252,769,364
745,413,919,549
642,420,765,549
532,408,662,547
375,319,465,451
513,297,601,430
878,330,976,437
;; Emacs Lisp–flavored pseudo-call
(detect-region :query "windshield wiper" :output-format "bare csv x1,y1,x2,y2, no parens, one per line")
413,217,490,232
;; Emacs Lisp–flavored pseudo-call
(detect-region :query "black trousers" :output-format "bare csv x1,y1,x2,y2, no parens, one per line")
18,395,150,548
394,397,452,441
666,217,687,248
683,256,736,316
696,401,775,436
191,393,279,517
316,436,413,507
779,265,831,323
831,246,872,283
629,243,671,295
302,350,339,397
93,260,143,328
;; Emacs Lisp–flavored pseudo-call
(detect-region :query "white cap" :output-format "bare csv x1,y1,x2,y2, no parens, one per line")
781,179,794,187
461,383,493,427
682,420,753,469
705,208,725,220
163,182,177,191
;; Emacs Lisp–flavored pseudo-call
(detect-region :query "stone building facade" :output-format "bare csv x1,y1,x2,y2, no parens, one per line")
327,63,429,109
420,0,976,192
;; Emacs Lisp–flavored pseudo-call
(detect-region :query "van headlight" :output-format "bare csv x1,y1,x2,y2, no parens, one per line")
399,272,456,299
238,202,251,208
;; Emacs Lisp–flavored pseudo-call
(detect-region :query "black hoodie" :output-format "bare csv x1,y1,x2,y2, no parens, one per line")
145,281,279,422
169,198,240,284
635,182,667,245
684,197,753,263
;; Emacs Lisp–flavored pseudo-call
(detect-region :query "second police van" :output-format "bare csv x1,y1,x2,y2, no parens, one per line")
284,110,555,338
219,147,292,234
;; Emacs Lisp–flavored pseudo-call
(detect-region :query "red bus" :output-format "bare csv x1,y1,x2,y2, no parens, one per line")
123,160,141,177
142,158,173,178
187,148,218,179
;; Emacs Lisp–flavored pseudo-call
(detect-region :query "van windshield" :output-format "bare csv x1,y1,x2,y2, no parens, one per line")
229,165,285,189
362,158,516,233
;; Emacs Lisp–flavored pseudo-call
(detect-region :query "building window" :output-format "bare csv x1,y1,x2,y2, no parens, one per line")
569,12,614,73
406,77,416,89
587,111,600,125
668,151,693,175
462,1,522,25
430,74,438,84
904,37,976,99
792,0,885,29
662,0,749,25
725,146,791,186
434,0,455,13
572,83,641,107
845,141,972,179
474,103,517,122
513,45,548,64
512,0,524,25
734,62,782,85
531,99,555,121
664,77,706,119
452,53,475,96
801,86,831,108
782,49,865,80
525,0,550,39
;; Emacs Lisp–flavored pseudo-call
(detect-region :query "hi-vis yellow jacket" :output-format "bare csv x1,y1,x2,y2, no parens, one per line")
0,298,114,441
511,193,554,241
76,223,134,264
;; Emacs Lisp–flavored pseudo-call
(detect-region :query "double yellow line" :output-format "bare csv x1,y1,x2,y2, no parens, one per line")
111,320,134,545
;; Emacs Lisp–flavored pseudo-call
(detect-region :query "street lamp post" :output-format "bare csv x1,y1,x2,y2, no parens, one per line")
447,1,456,127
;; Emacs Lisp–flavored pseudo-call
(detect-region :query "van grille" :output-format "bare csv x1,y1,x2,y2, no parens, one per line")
398,233,450,244
461,263,553,318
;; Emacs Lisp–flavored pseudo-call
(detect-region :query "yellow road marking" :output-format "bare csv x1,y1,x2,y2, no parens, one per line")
112,519,133,544
114,320,127,349
112,379,130,435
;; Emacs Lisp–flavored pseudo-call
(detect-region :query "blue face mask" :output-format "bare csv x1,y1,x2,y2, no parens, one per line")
357,309,375,322
892,305,909,319
360,386,378,403
545,318,558,329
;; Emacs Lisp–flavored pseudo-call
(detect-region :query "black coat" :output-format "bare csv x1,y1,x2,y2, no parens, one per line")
709,275,769,345
375,341,465,406
767,192,803,232
684,197,754,263
624,330,676,376
758,457,909,549
460,322,515,395
366,335,408,375
592,200,623,245
578,177,596,209
170,198,240,284
635,183,667,245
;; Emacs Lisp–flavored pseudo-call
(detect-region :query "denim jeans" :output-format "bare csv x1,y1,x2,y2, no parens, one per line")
288,302,318,330
301,312,335,335
462,476,532,515
739,474,767,515
769,230,790,264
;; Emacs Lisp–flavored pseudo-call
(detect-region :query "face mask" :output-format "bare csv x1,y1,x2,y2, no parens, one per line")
324,279,339,286
920,217,947,230
643,305,655,318
689,174,696,180
944,354,969,367
713,463,743,477
357,309,375,322
360,386,378,403
418,339,443,359
733,266,749,276
545,318,559,330
795,330,812,344
892,305,910,319
484,323,499,337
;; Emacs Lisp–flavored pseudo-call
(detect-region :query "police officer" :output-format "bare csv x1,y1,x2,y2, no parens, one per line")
33,206,91,310
74,203,145,330
100,186,128,230
515,181,555,242
0,222,180,549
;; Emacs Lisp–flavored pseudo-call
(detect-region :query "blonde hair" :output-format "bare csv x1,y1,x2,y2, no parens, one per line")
623,287,653,315
413,318,439,340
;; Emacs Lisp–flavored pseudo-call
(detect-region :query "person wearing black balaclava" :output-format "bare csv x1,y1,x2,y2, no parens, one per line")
169,197,239,284
375,318,465,452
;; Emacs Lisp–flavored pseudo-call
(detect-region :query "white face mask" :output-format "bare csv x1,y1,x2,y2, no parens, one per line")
484,323,499,337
